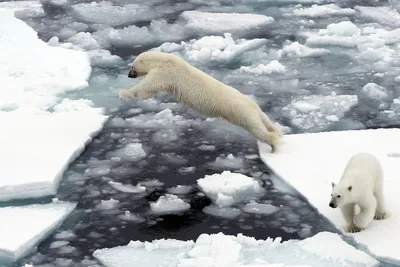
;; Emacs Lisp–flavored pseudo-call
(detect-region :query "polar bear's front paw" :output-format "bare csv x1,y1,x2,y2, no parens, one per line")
346,224,363,233
119,89,138,101
374,211,390,220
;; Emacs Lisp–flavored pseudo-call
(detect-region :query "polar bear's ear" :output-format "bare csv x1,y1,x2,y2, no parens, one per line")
348,186,352,191
331,182,336,188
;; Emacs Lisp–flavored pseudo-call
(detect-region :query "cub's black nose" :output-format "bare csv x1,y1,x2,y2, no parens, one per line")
329,202,335,208
128,68,137,78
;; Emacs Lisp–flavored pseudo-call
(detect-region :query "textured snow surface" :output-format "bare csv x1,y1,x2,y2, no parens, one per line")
259,129,400,262
93,231,378,267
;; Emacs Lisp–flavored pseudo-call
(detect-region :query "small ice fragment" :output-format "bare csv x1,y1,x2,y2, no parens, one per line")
150,194,190,215
109,181,146,193
96,199,120,210
242,201,279,215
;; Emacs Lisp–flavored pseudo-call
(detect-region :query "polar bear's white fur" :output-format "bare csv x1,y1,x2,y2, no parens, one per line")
119,51,282,152
329,152,390,233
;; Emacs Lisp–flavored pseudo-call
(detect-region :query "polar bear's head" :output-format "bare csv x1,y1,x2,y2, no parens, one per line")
128,51,178,79
329,182,353,208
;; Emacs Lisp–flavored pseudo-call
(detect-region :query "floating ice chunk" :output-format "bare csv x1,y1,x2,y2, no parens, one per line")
0,1,44,16
357,83,392,110
322,21,360,37
139,179,164,187
203,205,242,219
156,33,267,64
259,129,400,262
391,98,400,113
94,232,378,267
126,109,192,129
97,198,120,210
150,194,190,215
71,2,157,27
93,20,187,48
67,32,100,51
108,143,147,162
197,171,265,207
306,35,357,48
152,129,179,144
178,166,196,174
49,240,69,249
281,42,329,57
355,6,400,27
242,201,279,215
94,239,195,267
240,60,286,75
282,94,358,131
293,4,355,17
167,185,193,195
198,144,216,151
161,153,188,165
55,230,76,240
118,211,145,223
0,202,76,262
180,11,274,35
0,9,91,111
305,21,360,48
211,154,245,169
0,101,107,201
109,181,146,194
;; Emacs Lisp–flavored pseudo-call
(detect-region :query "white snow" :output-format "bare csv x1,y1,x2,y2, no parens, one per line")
156,33,267,64
259,129,400,262
150,194,191,215
93,231,378,267
293,4,355,17
197,171,265,207
0,202,76,262
240,60,287,75
0,9,91,112
0,10,107,201
282,94,358,131
180,11,274,35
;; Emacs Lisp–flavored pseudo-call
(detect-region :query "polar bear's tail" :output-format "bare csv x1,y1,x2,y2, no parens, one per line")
260,111,283,137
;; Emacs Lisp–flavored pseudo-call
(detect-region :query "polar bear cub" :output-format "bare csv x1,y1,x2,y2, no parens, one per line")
329,152,390,233
119,51,282,152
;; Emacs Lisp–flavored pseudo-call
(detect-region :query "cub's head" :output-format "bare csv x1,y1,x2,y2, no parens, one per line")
329,182,352,208
128,51,178,79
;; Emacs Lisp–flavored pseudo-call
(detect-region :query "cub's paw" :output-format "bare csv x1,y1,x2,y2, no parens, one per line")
346,224,363,233
374,211,391,220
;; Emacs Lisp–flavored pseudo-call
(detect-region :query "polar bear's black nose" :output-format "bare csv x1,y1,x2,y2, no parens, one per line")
329,202,335,208
128,68,137,78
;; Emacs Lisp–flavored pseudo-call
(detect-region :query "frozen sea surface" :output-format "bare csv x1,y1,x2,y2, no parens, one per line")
1,0,400,266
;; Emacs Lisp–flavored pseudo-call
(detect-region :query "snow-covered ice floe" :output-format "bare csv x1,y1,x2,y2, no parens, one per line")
180,11,274,35
0,202,76,262
259,129,400,263
0,9,108,201
93,231,378,267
